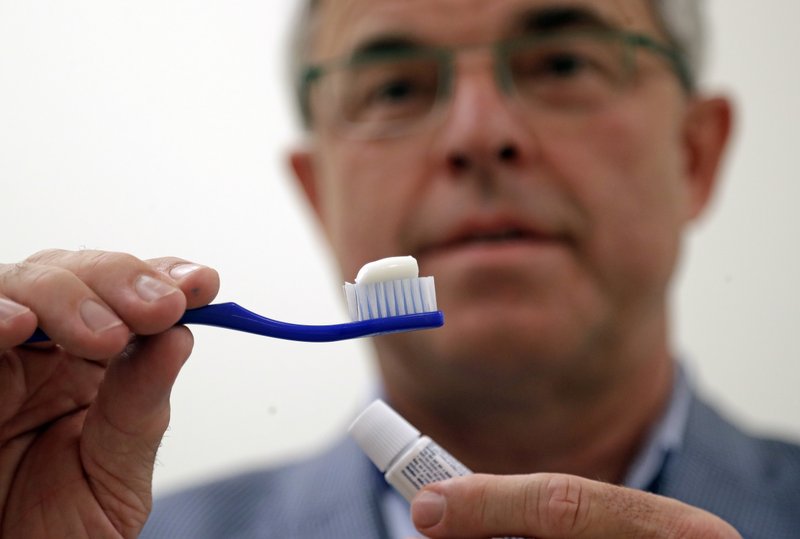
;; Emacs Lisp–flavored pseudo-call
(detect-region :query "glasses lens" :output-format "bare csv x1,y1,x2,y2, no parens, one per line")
506,33,628,111
331,52,443,137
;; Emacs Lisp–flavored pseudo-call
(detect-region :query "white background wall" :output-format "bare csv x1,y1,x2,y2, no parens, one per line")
1,1,798,496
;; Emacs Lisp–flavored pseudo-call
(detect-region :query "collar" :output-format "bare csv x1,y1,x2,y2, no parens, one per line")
621,362,692,489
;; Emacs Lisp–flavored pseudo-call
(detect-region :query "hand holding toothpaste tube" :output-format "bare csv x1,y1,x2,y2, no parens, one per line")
410,473,742,539
352,400,741,539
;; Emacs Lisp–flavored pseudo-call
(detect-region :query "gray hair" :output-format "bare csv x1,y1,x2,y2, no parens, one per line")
289,0,706,127
650,0,706,84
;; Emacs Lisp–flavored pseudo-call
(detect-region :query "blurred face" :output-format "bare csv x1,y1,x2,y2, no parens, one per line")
294,0,722,384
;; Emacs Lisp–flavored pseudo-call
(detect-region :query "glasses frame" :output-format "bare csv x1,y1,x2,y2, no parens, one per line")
299,29,693,135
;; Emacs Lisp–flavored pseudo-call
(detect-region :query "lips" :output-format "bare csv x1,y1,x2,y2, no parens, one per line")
416,216,570,259
440,226,552,248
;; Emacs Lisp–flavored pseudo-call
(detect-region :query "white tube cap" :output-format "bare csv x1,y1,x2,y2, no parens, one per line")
348,399,420,472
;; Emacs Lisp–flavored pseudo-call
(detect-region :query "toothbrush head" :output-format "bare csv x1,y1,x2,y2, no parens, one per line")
344,256,438,322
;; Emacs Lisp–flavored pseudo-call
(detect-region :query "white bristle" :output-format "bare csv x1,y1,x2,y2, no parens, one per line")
343,276,437,321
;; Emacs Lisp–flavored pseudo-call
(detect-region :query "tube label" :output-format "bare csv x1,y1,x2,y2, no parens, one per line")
389,439,471,501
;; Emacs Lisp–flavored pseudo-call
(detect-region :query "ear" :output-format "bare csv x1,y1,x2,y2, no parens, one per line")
289,148,324,222
682,95,734,220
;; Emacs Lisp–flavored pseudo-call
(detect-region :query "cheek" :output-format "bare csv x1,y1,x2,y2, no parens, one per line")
543,101,688,291
317,139,430,277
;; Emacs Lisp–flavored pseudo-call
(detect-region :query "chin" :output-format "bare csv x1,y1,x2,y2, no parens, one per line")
424,304,592,377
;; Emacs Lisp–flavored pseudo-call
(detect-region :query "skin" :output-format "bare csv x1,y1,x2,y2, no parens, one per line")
0,252,219,537
410,474,741,538
0,0,737,537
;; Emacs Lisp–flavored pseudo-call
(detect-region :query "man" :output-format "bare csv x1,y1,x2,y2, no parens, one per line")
1,1,798,538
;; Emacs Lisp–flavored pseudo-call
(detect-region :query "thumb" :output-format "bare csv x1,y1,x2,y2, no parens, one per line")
410,473,741,539
80,327,193,534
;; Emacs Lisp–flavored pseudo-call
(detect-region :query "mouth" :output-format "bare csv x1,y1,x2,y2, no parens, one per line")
416,220,571,260
441,227,552,247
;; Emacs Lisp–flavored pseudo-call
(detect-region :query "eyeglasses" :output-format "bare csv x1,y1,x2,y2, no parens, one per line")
300,30,692,139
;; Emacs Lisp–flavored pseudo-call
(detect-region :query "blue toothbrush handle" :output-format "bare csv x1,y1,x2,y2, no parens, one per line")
24,302,444,344
178,302,443,341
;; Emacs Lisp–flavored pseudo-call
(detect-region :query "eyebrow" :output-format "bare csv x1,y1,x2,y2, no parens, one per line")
348,34,425,61
515,5,617,35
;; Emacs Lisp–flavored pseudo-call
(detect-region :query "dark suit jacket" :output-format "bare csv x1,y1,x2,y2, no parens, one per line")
141,395,800,538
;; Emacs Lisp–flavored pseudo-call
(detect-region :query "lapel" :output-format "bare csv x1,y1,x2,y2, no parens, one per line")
652,394,800,538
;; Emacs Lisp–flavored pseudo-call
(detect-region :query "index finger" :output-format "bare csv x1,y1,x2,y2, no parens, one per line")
411,473,742,539
0,294,37,350
145,257,220,309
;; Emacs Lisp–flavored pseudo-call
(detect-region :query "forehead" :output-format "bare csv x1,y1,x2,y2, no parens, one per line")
313,0,662,60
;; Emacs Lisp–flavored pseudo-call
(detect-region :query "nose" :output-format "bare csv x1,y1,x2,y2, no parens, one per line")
448,143,520,173
432,59,536,179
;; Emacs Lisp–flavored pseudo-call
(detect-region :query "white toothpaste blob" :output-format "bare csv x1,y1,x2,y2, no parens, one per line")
355,256,418,285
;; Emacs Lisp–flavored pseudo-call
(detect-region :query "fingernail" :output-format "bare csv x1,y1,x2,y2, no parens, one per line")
169,263,202,280
0,297,30,324
135,275,179,303
80,299,124,333
411,491,445,529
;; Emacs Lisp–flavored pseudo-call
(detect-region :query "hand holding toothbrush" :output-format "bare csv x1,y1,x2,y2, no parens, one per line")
0,249,441,537
0,249,220,538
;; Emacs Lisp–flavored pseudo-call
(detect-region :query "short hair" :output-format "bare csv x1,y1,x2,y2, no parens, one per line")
651,0,705,84
289,0,706,128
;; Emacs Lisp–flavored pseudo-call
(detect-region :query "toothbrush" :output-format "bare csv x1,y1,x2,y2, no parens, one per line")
25,256,443,344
